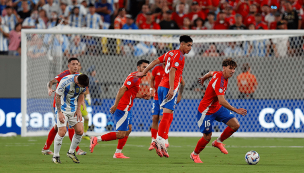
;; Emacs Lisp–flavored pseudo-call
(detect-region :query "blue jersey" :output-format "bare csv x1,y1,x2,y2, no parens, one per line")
55,74,86,113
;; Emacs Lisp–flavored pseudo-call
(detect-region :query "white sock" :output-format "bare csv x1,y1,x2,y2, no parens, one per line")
54,134,64,157
151,138,156,143
193,151,198,155
69,134,82,153
216,137,222,143
165,139,169,144
115,149,122,153
157,135,165,146
97,136,102,142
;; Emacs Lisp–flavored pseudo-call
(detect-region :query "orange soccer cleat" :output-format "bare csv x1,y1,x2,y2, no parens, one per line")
212,140,228,154
190,152,203,163
148,143,154,151
152,141,163,157
113,153,130,159
90,136,98,153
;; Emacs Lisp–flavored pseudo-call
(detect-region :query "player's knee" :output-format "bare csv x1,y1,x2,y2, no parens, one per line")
203,133,212,141
116,131,127,139
58,129,67,137
152,116,159,124
231,123,240,131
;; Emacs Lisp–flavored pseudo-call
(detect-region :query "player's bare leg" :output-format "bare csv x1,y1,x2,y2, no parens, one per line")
191,133,211,163
53,126,67,164
114,125,131,159
67,122,83,163
212,118,240,154
90,130,126,153
42,124,58,155
149,115,159,150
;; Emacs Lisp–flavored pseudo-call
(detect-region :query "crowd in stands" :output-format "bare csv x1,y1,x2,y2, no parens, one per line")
0,0,304,56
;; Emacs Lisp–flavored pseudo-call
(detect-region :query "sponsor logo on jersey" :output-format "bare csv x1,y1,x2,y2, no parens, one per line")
127,81,131,85
157,72,160,75
169,52,174,56
175,62,179,67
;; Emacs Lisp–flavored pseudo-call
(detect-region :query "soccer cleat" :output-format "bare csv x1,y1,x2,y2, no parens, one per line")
161,146,169,158
113,153,130,159
90,136,98,153
42,149,53,155
76,149,87,155
82,135,90,140
52,156,61,164
67,152,80,163
212,140,228,154
148,143,154,151
165,143,170,148
190,152,203,163
151,141,163,157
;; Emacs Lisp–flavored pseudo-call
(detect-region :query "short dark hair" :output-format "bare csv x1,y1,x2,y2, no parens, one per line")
77,74,89,87
137,59,150,66
15,23,22,30
241,63,250,73
179,35,193,43
68,57,79,63
222,58,237,68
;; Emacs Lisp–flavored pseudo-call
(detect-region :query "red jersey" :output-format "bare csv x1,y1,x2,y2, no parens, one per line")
236,2,250,19
151,64,165,100
52,70,78,107
269,21,277,29
198,71,228,115
188,11,206,22
195,0,212,16
136,13,146,25
158,49,185,90
213,20,229,29
255,21,268,29
140,22,161,29
117,71,141,112
172,12,188,28
244,14,255,27
226,15,236,26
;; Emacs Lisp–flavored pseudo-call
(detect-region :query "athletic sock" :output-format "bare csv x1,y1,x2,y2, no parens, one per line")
151,128,157,142
158,113,172,139
194,137,209,155
165,115,173,139
218,126,236,142
43,126,57,150
117,136,129,151
99,132,117,142
84,120,89,133
69,134,82,153
54,134,64,157
68,128,80,152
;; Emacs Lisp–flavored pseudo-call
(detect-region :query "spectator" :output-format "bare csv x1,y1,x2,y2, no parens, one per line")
153,7,162,23
159,10,179,29
188,1,206,24
22,9,46,29
255,13,268,29
213,10,229,29
67,35,86,58
68,6,85,28
192,17,205,30
140,12,160,29
260,0,280,10
224,42,243,57
58,1,67,19
174,0,190,14
8,22,21,52
0,16,9,54
181,17,191,29
156,42,170,56
42,0,59,19
282,1,301,29
28,35,47,58
85,3,103,29
202,43,219,57
235,0,250,19
248,23,255,30
17,1,31,22
47,11,59,28
204,12,215,29
272,21,288,57
95,0,112,28
108,0,119,17
3,6,19,31
269,12,281,29
229,14,246,30
121,14,138,55
135,4,150,26
0,0,5,15
237,63,258,99
225,5,235,26
81,0,88,14
39,9,48,26
122,14,138,29
244,35,270,57
133,41,156,57
263,5,274,24
114,8,126,29
244,4,257,27
65,0,87,17
87,65,102,105
172,3,188,28
194,0,212,17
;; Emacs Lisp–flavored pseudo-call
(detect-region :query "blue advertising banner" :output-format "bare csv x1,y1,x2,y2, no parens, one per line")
1,98,304,135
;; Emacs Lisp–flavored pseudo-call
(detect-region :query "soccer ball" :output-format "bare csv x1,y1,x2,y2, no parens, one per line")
245,151,260,165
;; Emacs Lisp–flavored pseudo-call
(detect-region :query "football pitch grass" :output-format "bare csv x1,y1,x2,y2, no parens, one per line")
1,136,303,173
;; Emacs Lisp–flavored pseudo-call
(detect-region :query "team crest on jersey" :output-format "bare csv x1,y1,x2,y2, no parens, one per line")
127,81,131,85
169,52,174,56
175,62,179,67
219,88,223,93
58,88,63,93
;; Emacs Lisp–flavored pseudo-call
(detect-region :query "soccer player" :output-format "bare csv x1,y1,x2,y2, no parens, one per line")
190,58,247,163
137,35,193,158
41,58,87,155
52,74,89,164
90,60,151,158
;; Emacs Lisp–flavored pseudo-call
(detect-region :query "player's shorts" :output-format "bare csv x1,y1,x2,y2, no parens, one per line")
158,86,178,111
196,106,235,134
151,99,161,116
56,110,83,128
81,104,88,116
114,109,132,131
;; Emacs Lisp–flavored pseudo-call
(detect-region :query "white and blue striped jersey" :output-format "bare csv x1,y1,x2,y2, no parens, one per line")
0,25,9,51
47,21,57,28
85,13,103,29
56,74,86,113
68,14,85,28
22,17,46,29
3,14,18,31
68,42,86,55
64,4,87,17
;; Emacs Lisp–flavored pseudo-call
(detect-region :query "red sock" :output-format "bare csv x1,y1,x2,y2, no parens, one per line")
165,115,173,139
117,136,129,149
158,113,172,139
151,128,157,139
194,137,209,154
219,126,236,142
101,132,117,141
68,129,79,152
43,126,57,150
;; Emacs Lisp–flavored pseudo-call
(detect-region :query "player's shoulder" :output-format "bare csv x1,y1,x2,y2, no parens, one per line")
212,71,224,80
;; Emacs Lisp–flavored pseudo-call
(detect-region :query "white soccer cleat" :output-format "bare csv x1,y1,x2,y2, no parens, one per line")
42,149,54,155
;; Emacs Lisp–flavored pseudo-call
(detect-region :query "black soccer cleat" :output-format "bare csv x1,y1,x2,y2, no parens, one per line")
52,156,61,164
67,152,80,163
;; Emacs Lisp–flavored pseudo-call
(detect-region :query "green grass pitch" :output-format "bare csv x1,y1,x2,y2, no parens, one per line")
1,136,303,173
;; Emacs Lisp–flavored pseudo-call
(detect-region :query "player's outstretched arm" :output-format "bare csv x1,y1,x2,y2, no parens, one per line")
198,71,215,86
47,78,58,96
177,78,185,104
110,85,128,114
137,59,161,77
149,75,155,96
136,92,150,100
217,95,247,116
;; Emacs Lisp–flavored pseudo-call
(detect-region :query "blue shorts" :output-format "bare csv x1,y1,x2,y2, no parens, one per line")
196,106,235,134
151,99,161,116
114,109,132,131
158,86,178,111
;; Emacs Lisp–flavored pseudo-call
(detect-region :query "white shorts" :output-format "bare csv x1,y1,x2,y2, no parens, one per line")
55,110,83,128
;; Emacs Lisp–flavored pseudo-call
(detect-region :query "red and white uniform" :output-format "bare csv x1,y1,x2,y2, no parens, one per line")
140,22,161,29
198,71,228,115
53,70,78,108
151,64,165,100
158,49,185,90
117,71,141,112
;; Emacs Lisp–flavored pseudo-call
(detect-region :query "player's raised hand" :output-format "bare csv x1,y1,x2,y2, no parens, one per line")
48,89,55,96
197,78,204,86
110,105,117,114
236,108,247,116
58,112,65,124
166,89,174,100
